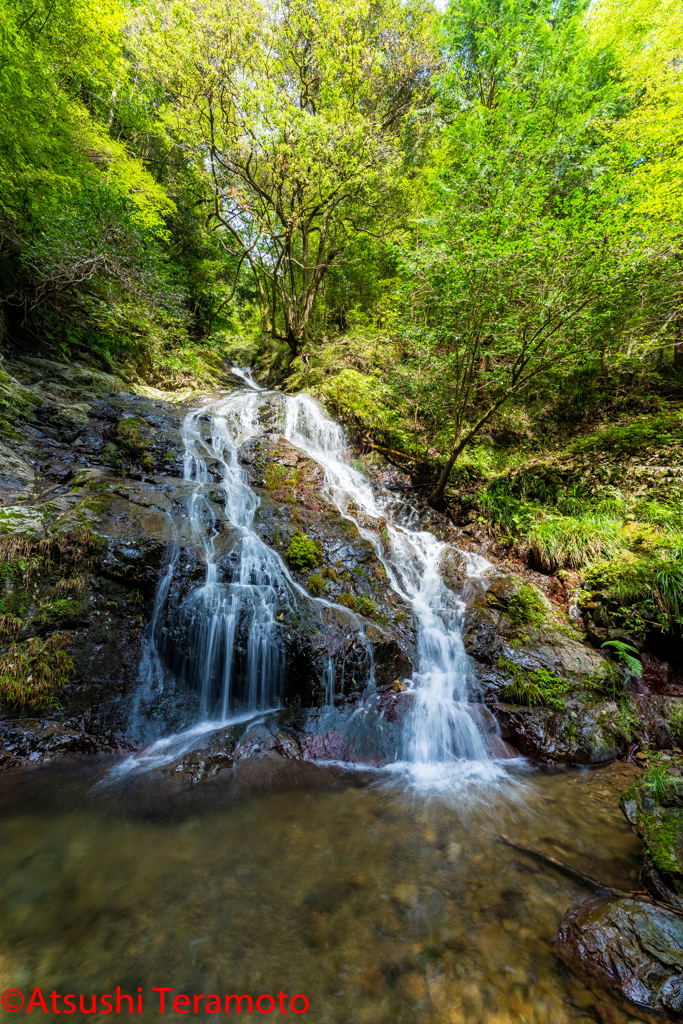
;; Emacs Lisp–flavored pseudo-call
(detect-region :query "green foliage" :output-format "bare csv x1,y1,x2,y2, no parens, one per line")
356,596,381,620
337,593,357,611
497,657,571,709
141,0,436,355
0,634,72,710
306,573,325,597
642,763,683,806
570,413,683,458
584,549,683,635
286,532,321,571
601,639,642,675
526,513,625,571
507,584,546,630
583,662,625,701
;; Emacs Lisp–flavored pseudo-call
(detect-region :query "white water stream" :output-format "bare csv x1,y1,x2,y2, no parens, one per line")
125,374,512,789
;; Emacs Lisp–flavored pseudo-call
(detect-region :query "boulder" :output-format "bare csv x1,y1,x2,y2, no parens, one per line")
555,897,683,1020
491,698,630,764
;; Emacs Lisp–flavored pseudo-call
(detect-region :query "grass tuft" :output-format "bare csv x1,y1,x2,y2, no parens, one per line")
0,634,72,711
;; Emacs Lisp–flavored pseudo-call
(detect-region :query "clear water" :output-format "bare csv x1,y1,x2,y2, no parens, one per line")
0,758,646,1024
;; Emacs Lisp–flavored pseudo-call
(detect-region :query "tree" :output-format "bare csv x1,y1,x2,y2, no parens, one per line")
588,0,683,368
397,0,652,503
141,0,437,357
0,0,181,353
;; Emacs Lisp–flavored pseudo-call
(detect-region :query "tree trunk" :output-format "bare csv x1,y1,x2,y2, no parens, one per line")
430,393,515,505
431,438,468,505
675,303,683,370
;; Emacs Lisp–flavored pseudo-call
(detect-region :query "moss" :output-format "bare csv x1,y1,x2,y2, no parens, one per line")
611,694,639,742
644,814,682,877
0,633,72,711
264,463,287,491
497,657,571,709
337,592,357,611
507,584,546,630
306,572,325,596
33,597,88,632
356,595,381,620
116,416,152,466
286,531,321,570
665,699,683,740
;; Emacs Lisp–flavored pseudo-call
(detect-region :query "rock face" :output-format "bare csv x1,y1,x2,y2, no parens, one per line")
555,897,683,1020
0,350,681,770
0,356,419,762
621,773,683,910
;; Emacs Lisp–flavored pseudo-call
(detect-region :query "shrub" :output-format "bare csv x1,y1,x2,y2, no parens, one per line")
584,553,683,633
286,531,321,570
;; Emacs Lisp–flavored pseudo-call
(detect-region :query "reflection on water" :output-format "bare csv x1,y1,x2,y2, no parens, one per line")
0,758,646,1024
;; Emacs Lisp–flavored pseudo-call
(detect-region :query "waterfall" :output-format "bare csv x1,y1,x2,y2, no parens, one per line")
282,395,491,769
129,378,507,785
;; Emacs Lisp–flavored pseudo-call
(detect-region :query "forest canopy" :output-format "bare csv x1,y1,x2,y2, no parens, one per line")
1,0,682,492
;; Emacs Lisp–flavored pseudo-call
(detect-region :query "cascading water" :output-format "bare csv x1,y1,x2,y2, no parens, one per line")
282,396,494,776
128,375,510,786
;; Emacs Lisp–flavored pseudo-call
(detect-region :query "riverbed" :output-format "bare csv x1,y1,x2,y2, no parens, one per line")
0,756,646,1023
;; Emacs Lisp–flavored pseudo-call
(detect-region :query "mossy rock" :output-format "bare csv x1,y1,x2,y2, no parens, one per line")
621,771,683,898
33,597,89,632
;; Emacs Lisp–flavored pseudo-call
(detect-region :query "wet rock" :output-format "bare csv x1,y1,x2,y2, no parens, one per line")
555,897,683,1019
491,699,629,764
460,580,502,663
161,726,236,781
620,773,683,909
0,440,35,500
35,402,90,443
0,503,46,537
0,718,129,770
234,724,278,760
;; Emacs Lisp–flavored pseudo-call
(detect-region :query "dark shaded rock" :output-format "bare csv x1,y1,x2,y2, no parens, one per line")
234,724,278,760
35,401,90,443
555,897,683,1020
642,854,683,913
0,439,34,501
0,718,131,770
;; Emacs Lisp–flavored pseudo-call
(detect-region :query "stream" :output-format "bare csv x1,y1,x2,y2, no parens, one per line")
0,377,649,1022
